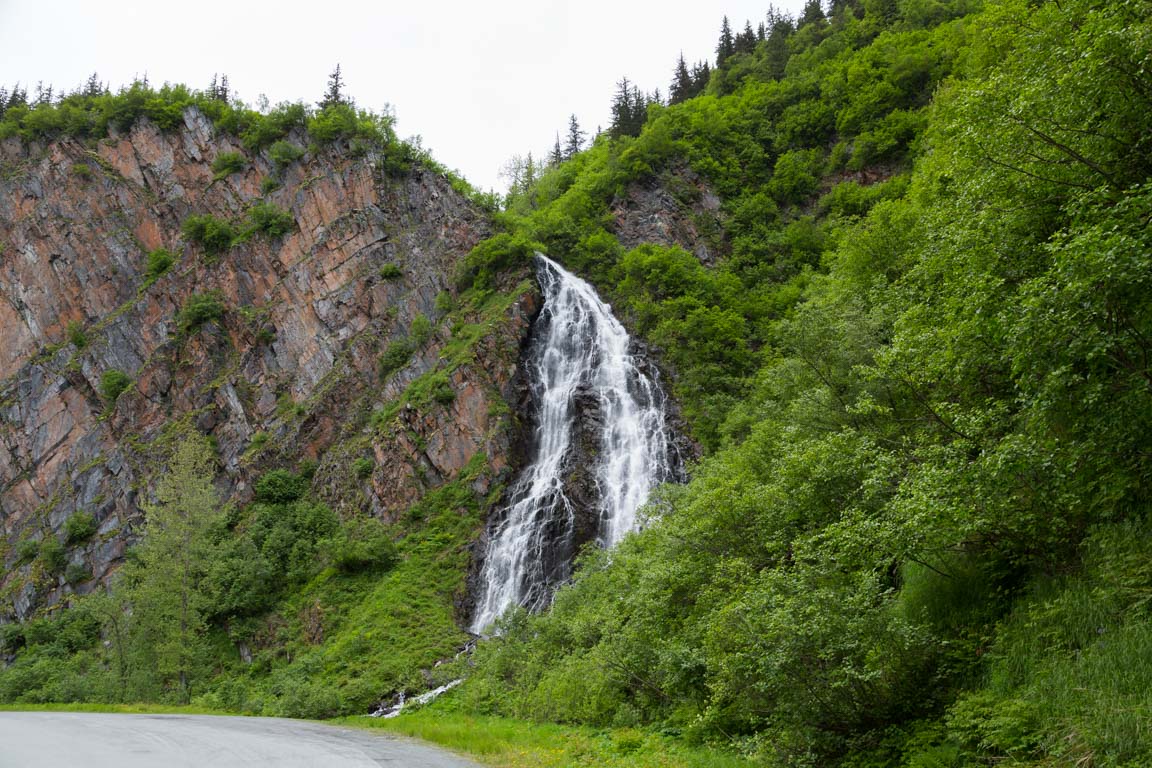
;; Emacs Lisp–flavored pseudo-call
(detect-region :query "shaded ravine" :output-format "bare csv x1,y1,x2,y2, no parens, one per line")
470,254,678,634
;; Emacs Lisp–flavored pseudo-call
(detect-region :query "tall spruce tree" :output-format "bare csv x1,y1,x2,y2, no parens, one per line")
550,133,563,166
565,114,585,159
716,16,736,66
319,64,345,109
671,53,693,104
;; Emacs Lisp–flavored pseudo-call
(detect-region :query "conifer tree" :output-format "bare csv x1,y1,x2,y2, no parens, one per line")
736,21,758,54
801,0,826,26
716,16,736,66
565,114,585,159
670,53,693,104
320,64,345,109
550,133,563,166
83,72,103,98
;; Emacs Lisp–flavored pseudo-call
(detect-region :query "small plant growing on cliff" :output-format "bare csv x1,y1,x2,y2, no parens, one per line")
70,162,92,179
65,563,93,585
434,290,454,313
145,248,176,281
211,151,247,180
378,339,413,379
352,457,375,479
246,202,295,238
177,291,225,333
410,313,433,346
39,538,68,576
181,214,235,257
260,176,281,195
99,369,132,404
15,539,39,566
268,140,304,169
66,321,88,350
64,512,98,545
378,263,402,280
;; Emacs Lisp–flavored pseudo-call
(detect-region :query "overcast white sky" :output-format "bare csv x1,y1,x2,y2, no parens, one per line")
0,0,806,192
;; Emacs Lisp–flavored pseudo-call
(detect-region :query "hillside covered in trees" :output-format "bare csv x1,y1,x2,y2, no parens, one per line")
459,0,1152,765
1,0,1150,766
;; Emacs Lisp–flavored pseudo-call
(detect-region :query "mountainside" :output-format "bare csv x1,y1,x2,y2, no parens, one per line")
1,0,1151,766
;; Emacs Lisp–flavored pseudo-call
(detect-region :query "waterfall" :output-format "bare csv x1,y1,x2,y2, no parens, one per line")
470,254,676,634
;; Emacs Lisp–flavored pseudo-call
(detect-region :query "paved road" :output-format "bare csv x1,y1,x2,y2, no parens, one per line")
0,712,480,767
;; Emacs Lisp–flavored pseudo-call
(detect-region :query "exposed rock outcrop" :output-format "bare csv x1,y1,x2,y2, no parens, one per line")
0,109,534,618
609,165,726,264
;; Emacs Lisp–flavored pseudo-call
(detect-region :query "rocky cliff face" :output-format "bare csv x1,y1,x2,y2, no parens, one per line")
609,164,726,265
0,109,536,619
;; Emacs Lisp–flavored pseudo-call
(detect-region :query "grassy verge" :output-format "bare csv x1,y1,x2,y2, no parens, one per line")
335,709,754,768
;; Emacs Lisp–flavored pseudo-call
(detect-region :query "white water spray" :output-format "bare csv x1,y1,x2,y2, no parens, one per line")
470,254,675,634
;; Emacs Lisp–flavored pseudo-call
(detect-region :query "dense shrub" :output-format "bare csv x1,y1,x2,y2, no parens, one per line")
66,321,88,350
378,339,413,378
63,512,98,545
321,517,397,574
99,369,131,403
38,538,68,576
144,248,175,280
378,263,403,280
268,140,304,169
181,214,235,256
253,469,308,504
211,151,247,180
176,292,225,333
246,202,294,238
409,314,433,346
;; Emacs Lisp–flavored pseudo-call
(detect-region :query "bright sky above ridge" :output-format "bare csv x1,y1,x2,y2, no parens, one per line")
0,0,806,193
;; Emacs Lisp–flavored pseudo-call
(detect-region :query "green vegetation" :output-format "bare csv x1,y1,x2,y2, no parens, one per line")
66,320,87,350
456,0,1152,765
98,369,131,404
210,151,246,180
144,248,175,281
378,339,413,378
3,3,1149,767
176,292,225,334
63,512,98,545
181,214,235,257
378,262,403,280
244,202,294,238
268,140,304,169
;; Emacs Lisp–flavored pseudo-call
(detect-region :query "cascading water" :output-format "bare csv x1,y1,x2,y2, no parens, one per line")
470,254,677,634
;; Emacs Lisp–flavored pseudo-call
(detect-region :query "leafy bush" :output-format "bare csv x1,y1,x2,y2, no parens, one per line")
99,369,131,403
409,314,433,346
268,140,304,169
211,151,247,179
435,290,454,313
259,176,281,195
455,232,538,292
181,214,235,256
246,202,294,238
70,163,92,179
176,292,225,333
253,469,308,504
66,321,88,350
38,538,68,576
15,539,39,565
64,563,92,585
145,248,175,281
63,512,98,545
378,339,413,378
321,517,397,574
378,263,402,280
353,457,375,479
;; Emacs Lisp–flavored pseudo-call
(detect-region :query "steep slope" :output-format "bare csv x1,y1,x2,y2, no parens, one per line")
0,108,535,624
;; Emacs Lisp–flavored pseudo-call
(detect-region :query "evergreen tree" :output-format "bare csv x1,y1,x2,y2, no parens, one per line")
550,133,563,166
0,88,7,120
670,53,693,104
208,73,230,102
736,21,758,54
123,437,224,703
801,0,826,26
319,64,345,109
83,72,104,98
565,114,585,159
716,16,736,66
764,7,796,80
691,61,712,94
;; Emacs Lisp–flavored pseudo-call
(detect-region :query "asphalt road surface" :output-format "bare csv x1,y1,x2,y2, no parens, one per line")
0,712,481,767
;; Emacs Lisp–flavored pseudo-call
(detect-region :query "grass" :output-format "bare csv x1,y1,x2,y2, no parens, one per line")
336,709,756,768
